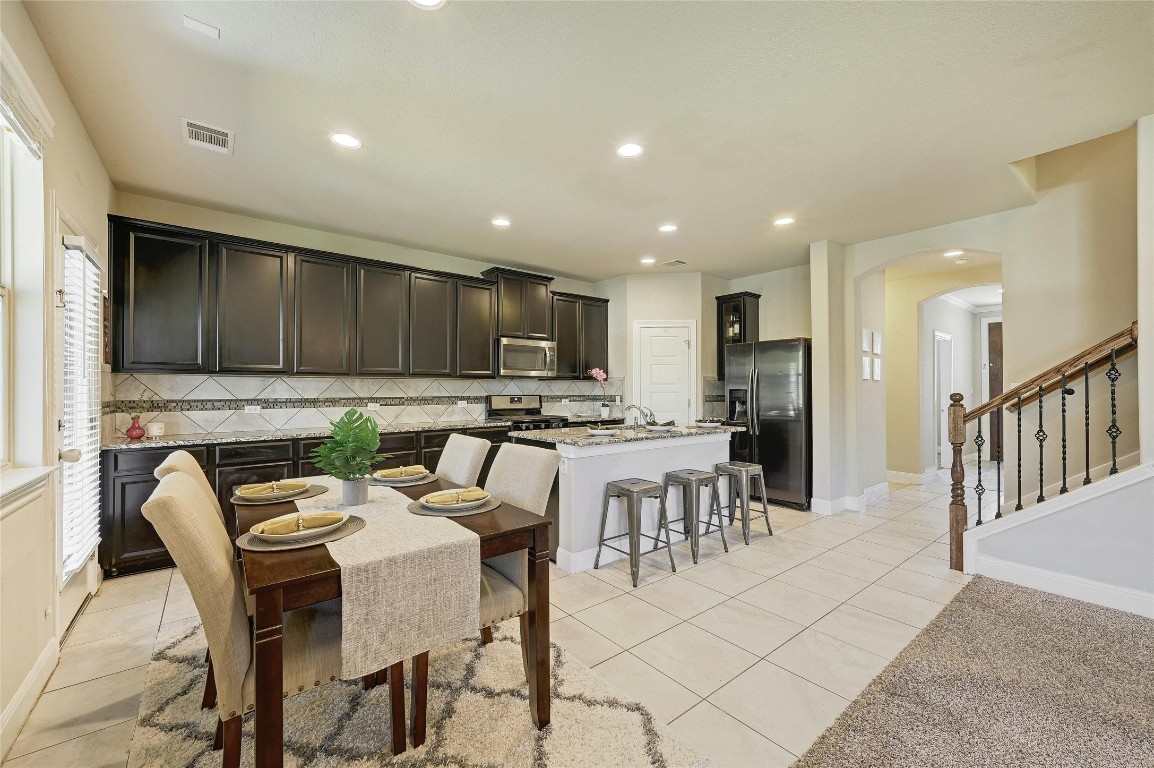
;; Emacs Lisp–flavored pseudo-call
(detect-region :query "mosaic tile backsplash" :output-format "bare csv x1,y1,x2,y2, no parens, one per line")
104,374,627,441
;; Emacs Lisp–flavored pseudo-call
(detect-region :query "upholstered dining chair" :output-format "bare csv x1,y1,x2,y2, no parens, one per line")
477,443,561,645
435,433,492,487
142,472,408,764
155,449,224,524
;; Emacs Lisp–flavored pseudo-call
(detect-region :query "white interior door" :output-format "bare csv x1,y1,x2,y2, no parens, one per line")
638,324,692,425
935,334,953,468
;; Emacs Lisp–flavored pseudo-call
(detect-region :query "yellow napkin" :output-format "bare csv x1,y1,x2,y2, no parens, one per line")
251,511,345,536
425,487,489,506
374,465,429,479
237,480,309,497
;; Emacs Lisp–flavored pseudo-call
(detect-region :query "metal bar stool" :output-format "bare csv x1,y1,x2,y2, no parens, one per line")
715,461,773,545
594,478,677,587
663,469,728,564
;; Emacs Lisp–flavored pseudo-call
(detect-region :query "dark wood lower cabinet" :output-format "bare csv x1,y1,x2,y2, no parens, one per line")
99,428,506,576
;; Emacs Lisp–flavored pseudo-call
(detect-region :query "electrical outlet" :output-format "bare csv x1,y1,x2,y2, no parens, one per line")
561,398,569,404
244,405,261,414
365,402,380,411
457,400,467,407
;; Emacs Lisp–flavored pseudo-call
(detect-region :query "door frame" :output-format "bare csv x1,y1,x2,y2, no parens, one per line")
933,330,953,469
631,320,697,424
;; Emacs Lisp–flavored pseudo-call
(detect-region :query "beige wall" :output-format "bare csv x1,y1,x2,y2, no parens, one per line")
2,1,113,753
883,265,1002,475
730,264,812,340
855,270,887,493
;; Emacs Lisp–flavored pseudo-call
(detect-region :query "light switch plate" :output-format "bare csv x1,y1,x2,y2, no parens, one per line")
365,402,380,411
244,405,260,413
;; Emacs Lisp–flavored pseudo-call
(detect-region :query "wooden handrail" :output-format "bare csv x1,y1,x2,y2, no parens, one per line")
963,321,1137,423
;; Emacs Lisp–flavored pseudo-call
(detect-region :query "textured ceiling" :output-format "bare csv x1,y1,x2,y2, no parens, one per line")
24,1,1154,280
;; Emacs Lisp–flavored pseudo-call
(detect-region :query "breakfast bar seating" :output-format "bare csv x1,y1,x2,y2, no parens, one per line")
715,460,773,545
663,468,728,563
594,478,677,587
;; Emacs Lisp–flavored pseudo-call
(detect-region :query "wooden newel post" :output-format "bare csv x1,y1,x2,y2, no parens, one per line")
948,393,967,572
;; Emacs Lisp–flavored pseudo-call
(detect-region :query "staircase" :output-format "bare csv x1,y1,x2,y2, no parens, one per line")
945,322,1151,616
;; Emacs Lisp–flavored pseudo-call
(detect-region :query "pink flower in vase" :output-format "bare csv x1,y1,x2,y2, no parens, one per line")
587,368,610,407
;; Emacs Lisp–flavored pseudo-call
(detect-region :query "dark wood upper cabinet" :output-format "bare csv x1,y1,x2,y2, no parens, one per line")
293,255,353,375
456,279,496,377
580,297,609,377
217,244,292,373
410,273,457,376
111,222,210,371
357,264,409,376
716,291,761,379
552,294,581,378
482,267,554,339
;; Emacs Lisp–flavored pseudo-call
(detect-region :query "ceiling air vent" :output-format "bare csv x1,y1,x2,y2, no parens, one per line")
661,259,688,268
181,117,233,155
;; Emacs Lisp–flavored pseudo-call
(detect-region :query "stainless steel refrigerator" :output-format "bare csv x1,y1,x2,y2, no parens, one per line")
723,338,812,509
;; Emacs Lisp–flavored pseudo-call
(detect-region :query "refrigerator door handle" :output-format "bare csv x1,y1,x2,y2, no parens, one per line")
747,368,756,436
752,368,759,435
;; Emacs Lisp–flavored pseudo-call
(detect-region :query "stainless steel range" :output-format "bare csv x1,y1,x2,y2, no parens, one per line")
486,395,567,431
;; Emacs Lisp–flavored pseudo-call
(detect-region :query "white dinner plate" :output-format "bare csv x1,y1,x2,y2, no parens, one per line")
645,425,675,432
250,511,349,542
587,428,619,436
419,488,491,512
372,471,430,484
694,421,722,429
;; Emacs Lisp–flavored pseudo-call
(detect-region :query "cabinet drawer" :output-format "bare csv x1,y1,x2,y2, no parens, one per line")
214,441,293,466
299,432,416,460
418,430,455,450
466,426,509,444
111,446,207,475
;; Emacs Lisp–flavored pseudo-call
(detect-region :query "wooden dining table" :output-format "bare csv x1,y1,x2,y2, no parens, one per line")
235,478,551,768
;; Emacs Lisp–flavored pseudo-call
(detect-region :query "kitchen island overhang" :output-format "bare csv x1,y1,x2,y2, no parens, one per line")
508,425,745,573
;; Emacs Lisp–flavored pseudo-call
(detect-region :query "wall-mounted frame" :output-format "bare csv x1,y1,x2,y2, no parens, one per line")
873,357,883,381
861,329,871,353
873,333,882,355
862,356,871,380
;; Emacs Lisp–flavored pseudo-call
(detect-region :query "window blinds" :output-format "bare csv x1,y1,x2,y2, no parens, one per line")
60,249,102,581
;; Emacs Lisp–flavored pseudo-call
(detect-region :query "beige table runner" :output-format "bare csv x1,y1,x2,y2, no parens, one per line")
293,476,480,679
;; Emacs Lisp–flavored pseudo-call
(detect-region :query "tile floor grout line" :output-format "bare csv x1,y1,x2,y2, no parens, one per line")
668,699,801,760
43,663,151,695
2,717,137,765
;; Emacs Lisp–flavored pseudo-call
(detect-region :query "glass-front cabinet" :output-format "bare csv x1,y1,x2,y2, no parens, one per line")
715,292,760,379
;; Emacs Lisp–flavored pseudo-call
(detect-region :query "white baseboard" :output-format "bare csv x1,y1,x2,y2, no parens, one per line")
1,638,58,758
859,482,889,506
811,496,857,515
886,470,925,484
976,555,1154,619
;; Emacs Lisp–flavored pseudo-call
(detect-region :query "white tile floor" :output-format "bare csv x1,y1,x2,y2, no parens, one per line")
3,470,994,768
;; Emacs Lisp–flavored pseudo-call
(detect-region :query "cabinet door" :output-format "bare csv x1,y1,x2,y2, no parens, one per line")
580,300,609,377
294,255,353,374
112,223,210,371
524,279,552,339
217,245,291,372
410,274,456,376
357,265,409,375
552,295,581,378
466,426,508,485
102,473,173,575
456,280,495,377
215,461,294,544
496,273,525,337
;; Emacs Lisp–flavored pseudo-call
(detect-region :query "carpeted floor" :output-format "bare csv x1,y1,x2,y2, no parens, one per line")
794,576,1154,768
127,617,705,768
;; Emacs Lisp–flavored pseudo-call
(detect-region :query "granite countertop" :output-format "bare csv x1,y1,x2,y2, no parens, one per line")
100,420,511,451
508,424,743,447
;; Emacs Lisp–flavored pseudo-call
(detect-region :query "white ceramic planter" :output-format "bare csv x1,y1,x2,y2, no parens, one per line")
342,478,369,506
600,406,611,419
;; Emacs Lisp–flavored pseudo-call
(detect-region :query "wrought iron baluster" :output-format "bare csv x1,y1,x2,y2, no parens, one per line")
1107,348,1121,475
974,418,985,526
1015,394,1023,511
995,411,1003,519
1036,385,1047,504
1083,361,1092,486
1060,372,1070,494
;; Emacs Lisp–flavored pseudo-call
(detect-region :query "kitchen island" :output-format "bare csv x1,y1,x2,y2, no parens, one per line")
508,424,744,572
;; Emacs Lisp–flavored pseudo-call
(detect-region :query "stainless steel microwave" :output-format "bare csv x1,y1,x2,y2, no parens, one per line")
496,337,556,377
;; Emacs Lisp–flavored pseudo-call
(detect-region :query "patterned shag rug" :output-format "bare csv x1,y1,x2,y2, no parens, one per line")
793,576,1154,768
128,618,705,768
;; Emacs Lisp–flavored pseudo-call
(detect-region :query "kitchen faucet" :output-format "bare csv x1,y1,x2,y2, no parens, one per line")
624,404,654,429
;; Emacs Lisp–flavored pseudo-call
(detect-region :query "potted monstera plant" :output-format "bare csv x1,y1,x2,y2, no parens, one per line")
309,409,390,505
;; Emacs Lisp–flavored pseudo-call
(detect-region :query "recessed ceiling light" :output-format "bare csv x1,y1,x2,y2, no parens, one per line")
773,217,796,227
640,257,656,265
944,250,965,257
658,224,678,233
996,288,1004,293
491,218,511,228
616,143,644,158
954,258,970,265
408,0,447,9
331,133,362,148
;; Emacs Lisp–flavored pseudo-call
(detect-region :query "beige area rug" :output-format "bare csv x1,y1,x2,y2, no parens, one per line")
794,576,1154,768
128,618,705,768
